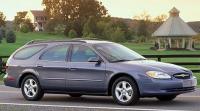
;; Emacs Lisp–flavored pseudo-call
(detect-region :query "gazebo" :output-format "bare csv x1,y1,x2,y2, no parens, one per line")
152,7,197,50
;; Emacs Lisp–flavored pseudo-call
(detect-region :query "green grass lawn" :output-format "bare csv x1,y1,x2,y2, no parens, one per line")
0,32,66,56
0,32,200,86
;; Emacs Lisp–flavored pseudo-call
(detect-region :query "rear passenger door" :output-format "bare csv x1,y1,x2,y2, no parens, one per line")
36,44,70,91
67,44,106,93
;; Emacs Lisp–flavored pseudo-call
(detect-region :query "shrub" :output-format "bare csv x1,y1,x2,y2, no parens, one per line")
68,29,78,38
110,27,126,42
83,33,96,38
20,24,29,33
0,29,3,43
6,30,16,43
54,24,65,34
0,28,6,38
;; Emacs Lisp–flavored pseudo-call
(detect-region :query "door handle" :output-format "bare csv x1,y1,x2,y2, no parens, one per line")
36,65,43,68
68,68,77,71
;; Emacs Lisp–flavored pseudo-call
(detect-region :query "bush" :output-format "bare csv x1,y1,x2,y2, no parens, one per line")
6,30,16,43
20,24,29,33
68,29,78,38
0,30,3,43
0,28,6,38
110,27,126,42
54,24,65,34
84,33,96,38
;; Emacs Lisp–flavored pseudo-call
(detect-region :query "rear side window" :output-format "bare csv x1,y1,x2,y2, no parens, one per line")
40,45,70,61
14,45,46,60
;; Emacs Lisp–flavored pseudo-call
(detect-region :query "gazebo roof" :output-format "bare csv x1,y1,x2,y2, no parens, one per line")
152,7,197,37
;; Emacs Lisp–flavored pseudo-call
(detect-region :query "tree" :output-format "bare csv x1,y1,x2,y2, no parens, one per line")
21,19,34,32
82,16,97,37
14,11,27,31
0,29,2,43
6,30,16,43
68,29,78,38
42,0,108,36
154,14,167,23
55,24,66,34
0,12,6,27
137,20,148,37
20,24,29,33
133,11,151,38
110,27,125,42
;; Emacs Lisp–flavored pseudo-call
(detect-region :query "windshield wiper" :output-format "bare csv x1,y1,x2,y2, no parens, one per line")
112,59,131,63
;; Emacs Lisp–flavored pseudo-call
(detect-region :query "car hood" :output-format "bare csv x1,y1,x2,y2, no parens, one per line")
119,60,190,74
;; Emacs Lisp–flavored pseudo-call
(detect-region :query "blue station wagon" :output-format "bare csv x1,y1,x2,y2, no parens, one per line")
4,39,197,105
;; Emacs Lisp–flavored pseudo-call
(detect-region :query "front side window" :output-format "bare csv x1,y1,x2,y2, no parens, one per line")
14,45,46,60
94,43,145,62
40,45,70,61
71,45,97,62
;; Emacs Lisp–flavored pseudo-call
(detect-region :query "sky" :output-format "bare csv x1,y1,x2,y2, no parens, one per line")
0,0,199,22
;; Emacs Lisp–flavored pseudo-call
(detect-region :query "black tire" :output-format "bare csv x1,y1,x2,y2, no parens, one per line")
69,94,82,97
21,75,44,101
112,77,139,105
156,95,177,101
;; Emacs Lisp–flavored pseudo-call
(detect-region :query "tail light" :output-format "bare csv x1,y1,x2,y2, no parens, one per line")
4,65,8,70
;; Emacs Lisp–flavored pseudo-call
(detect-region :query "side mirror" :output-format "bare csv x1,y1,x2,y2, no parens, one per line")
88,57,102,64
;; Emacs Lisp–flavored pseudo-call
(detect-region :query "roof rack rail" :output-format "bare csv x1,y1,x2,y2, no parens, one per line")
72,38,101,40
25,39,86,45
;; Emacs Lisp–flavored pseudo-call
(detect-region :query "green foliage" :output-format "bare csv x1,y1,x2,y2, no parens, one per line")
54,24,66,34
43,0,108,36
6,31,16,43
86,33,96,38
68,29,78,38
14,11,27,31
110,27,126,42
0,32,2,43
137,20,149,37
0,12,6,27
44,18,59,33
20,24,29,33
82,16,97,37
20,19,34,33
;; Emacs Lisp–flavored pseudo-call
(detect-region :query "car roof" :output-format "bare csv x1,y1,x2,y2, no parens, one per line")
26,39,113,45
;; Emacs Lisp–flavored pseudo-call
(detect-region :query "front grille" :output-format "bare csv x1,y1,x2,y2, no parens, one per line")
166,87,195,92
173,73,190,79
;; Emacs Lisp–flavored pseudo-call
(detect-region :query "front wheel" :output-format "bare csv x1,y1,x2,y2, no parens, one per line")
156,95,177,101
21,75,44,101
112,77,139,105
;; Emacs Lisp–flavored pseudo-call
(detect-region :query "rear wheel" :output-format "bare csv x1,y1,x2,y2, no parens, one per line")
156,95,177,101
112,77,139,105
21,75,44,101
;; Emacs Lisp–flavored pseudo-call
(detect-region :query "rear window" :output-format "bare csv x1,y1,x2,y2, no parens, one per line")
14,45,46,60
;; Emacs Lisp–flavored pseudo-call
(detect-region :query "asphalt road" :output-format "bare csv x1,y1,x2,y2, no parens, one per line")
0,85,200,111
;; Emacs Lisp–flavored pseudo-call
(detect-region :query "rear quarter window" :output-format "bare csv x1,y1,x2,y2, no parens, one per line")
13,45,46,60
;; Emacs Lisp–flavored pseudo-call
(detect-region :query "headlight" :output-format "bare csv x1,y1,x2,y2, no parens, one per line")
146,71,171,79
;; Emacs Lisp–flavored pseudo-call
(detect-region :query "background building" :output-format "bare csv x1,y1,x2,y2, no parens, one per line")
25,10,47,31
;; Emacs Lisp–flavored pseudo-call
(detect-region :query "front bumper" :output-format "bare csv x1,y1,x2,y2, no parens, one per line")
139,76,197,96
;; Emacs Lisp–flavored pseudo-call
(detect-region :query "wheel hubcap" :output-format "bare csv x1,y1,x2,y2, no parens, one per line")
115,81,133,103
24,79,38,98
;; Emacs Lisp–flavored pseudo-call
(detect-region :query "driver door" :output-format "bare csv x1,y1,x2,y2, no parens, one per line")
67,44,106,93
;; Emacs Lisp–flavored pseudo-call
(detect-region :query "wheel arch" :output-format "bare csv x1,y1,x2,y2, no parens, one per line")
17,69,39,88
107,73,140,96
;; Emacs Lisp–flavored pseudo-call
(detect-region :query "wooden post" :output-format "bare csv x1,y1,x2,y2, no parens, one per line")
157,38,161,49
187,38,193,50
182,38,186,49
168,38,172,48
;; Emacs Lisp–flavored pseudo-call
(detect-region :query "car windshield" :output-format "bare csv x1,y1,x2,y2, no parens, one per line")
94,43,146,62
